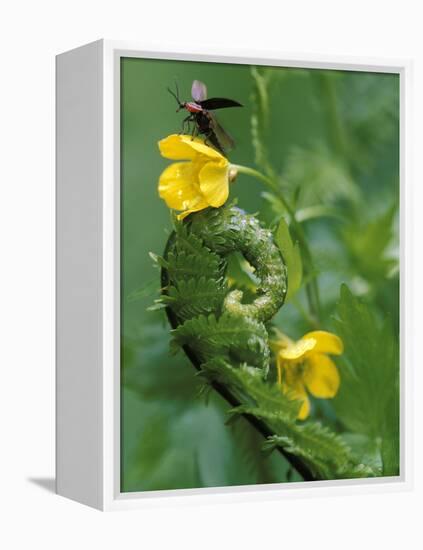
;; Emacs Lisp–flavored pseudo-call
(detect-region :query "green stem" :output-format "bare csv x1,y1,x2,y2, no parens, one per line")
292,296,317,328
231,164,321,324
317,72,348,159
231,165,297,220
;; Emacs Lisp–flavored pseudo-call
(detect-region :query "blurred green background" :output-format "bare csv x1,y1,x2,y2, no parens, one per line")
121,57,399,492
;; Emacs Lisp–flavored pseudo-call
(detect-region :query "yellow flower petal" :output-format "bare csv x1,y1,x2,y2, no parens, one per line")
302,331,344,355
276,353,285,384
159,134,199,160
270,330,294,355
279,337,316,361
158,134,224,161
304,353,340,398
176,197,209,220
158,162,202,210
281,378,310,419
183,138,225,160
199,160,229,207
298,394,310,420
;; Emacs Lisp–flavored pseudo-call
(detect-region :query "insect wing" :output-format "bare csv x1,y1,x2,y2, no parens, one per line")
191,80,208,102
207,112,235,153
199,98,243,110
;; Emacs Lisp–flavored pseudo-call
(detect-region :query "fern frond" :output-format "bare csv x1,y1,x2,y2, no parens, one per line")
166,249,223,282
162,276,227,320
172,314,270,372
173,220,211,259
201,359,375,480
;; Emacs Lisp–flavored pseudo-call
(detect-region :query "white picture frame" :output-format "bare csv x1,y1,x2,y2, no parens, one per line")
56,39,413,511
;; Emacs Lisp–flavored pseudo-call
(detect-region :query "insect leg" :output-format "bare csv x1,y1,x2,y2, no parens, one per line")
180,115,192,135
191,124,199,141
203,128,213,147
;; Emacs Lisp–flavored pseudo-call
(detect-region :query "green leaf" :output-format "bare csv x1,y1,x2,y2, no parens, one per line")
341,203,398,283
274,217,303,301
332,284,399,473
341,433,383,473
295,204,344,223
148,251,167,267
380,375,400,476
127,278,160,302
122,393,281,492
122,320,199,402
282,144,360,208
146,301,167,311
339,71,399,170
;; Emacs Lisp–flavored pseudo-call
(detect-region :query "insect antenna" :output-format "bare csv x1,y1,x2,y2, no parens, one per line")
167,82,183,111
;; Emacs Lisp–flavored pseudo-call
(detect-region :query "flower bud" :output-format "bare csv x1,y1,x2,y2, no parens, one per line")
228,166,238,183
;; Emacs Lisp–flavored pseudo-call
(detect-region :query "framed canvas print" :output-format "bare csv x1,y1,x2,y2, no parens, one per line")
56,40,412,510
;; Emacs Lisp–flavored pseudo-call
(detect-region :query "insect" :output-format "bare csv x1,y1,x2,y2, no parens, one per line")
167,80,243,155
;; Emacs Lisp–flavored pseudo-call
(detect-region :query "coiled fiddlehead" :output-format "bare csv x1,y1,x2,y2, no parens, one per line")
189,205,287,323
162,204,287,375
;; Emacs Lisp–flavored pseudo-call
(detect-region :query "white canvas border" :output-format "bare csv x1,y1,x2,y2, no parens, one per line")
57,39,413,511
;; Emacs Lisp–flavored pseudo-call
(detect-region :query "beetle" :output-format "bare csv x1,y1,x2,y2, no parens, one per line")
167,80,243,155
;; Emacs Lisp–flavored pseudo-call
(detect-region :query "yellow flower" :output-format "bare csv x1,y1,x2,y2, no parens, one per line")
158,134,230,220
272,329,344,420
